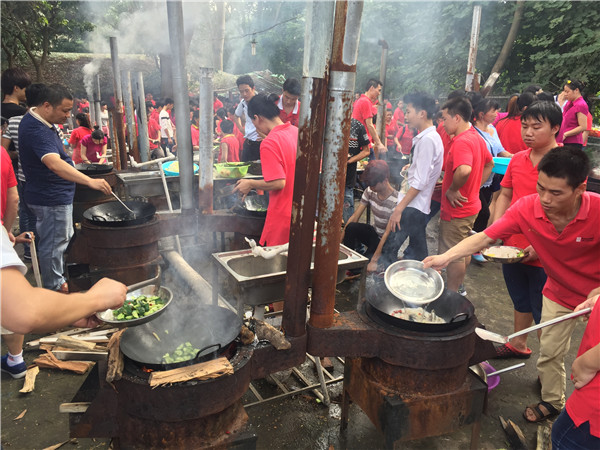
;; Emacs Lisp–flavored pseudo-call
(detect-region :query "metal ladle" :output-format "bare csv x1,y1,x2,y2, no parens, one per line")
111,191,135,215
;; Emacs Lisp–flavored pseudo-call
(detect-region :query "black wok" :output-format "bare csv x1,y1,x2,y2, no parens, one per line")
83,200,156,227
120,302,242,370
75,163,113,175
366,277,474,332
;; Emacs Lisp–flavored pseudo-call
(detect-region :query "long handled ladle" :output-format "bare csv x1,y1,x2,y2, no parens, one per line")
476,307,592,344
110,191,135,215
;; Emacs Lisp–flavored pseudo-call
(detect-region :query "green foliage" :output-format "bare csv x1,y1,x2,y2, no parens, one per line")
1,1,94,76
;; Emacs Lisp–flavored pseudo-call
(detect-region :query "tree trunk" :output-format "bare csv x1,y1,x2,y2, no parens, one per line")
481,0,525,97
213,2,226,71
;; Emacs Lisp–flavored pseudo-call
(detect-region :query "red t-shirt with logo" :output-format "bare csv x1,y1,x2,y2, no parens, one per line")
440,127,492,220
485,192,600,310
496,116,527,154
259,122,298,246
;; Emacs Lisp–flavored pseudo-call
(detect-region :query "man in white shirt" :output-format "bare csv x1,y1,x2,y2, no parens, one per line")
159,98,175,154
368,92,444,271
233,75,261,162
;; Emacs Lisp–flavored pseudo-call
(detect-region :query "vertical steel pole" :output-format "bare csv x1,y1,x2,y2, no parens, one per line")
94,74,102,132
198,68,214,214
376,39,389,148
134,72,150,162
309,0,363,329
166,0,194,213
109,37,127,170
465,5,482,92
282,0,336,337
121,70,140,162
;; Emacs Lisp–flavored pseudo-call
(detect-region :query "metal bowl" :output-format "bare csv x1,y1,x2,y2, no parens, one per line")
481,246,526,264
384,260,444,305
96,285,173,327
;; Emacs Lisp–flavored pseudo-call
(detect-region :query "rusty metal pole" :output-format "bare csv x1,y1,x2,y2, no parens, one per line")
167,0,195,213
109,37,127,170
122,70,140,162
198,68,214,214
282,0,336,338
376,39,388,149
465,5,482,92
309,0,363,329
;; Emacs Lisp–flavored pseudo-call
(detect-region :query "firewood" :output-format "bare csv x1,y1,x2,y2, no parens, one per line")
40,336,108,344
55,335,97,351
240,325,255,345
59,402,91,413
106,329,125,383
26,328,92,349
536,423,552,450
250,318,291,350
33,351,94,374
499,415,528,450
19,366,40,393
149,357,233,387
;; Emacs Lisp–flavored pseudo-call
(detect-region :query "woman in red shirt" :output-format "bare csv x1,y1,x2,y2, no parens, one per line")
496,92,535,154
69,113,93,164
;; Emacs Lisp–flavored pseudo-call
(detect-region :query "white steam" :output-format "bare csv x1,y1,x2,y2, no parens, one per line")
83,59,101,100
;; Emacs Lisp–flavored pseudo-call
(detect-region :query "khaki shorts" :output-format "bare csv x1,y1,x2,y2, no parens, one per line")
1,325,14,335
438,214,477,263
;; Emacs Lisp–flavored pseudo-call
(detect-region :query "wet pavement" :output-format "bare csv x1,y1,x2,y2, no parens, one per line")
1,216,586,449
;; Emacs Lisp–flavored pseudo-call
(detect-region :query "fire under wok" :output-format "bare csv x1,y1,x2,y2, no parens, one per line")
120,301,242,370
366,276,474,332
82,200,156,227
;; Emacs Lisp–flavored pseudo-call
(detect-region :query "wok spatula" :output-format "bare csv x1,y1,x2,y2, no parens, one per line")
475,307,592,344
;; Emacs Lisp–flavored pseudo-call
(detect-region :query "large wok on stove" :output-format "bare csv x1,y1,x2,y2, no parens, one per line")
83,200,156,227
120,301,242,370
366,276,474,332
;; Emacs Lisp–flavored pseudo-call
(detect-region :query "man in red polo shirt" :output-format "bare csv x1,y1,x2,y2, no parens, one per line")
438,96,493,292
277,77,301,127
352,78,386,158
424,146,600,424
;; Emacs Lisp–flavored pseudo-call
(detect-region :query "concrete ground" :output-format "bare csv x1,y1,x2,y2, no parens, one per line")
1,215,586,449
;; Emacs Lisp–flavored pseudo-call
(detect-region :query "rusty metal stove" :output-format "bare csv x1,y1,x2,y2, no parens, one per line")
65,215,161,291
308,298,492,449
69,343,258,449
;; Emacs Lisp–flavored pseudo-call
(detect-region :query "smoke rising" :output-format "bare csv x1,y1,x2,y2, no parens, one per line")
83,59,101,100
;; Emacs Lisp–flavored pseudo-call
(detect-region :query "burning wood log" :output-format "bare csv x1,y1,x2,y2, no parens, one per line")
106,329,125,383
33,351,95,374
149,357,233,387
240,325,255,345
19,366,40,394
250,318,291,350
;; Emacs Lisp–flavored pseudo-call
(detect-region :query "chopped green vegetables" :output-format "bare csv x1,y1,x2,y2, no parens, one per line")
162,342,200,364
112,295,165,321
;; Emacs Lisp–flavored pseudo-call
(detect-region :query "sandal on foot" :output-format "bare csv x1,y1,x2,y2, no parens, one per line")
494,342,532,359
523,401,560,423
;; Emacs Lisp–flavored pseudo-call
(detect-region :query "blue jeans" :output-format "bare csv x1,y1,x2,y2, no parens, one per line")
28,204,73,290
552,409,600,449
502,263,547,324
379,207,429,267
17,180,37,257
343,186,355,224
